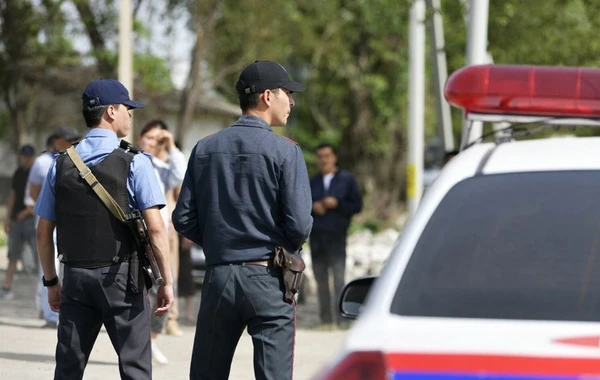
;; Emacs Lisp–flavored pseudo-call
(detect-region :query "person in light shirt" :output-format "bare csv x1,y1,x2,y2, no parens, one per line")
138,119,186,364
28,127,81,328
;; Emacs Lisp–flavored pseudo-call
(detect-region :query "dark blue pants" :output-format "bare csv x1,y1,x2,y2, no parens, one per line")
55,262,151,380
310,232,347,324
190,264,295,380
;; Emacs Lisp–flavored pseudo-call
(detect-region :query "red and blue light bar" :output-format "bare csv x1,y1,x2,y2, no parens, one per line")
444,64,600,118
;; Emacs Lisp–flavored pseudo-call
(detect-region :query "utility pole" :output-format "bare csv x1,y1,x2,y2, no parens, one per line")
426,0,454,155
119,0,134,141
462,0,490,146
407,0,426,216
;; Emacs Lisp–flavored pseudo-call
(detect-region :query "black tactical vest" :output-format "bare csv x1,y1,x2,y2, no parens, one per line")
55,147,136,267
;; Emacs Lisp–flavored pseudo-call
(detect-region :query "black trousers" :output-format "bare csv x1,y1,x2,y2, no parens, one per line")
190,264,295,380
309,232,347,324
55,262,151,380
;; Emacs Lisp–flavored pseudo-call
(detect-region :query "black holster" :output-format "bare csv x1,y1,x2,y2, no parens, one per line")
273,246,306,304
127,253,141,293
128,251,152,293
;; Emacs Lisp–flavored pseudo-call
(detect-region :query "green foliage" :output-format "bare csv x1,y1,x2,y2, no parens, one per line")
8,0,600,221
134,53,174,93
0,0,83,148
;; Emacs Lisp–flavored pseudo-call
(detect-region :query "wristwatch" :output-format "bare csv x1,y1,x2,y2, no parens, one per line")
42,275,59,287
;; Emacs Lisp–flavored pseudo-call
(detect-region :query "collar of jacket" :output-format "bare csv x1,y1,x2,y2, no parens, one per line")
231,115,272,131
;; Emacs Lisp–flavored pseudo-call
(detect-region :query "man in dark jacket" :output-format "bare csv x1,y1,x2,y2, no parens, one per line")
310,143,362,325
173,60,313,380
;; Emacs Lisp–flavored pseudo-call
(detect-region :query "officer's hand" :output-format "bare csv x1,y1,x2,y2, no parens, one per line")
322,196,339,209
48,283,62,312
312,201,326,216
155,284,174,316
3,220,10,233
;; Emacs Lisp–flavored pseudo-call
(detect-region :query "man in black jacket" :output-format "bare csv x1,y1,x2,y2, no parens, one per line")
173,60,312,380
309,143,362,325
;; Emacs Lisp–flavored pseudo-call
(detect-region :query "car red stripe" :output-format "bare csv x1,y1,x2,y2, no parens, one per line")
386,353,600,375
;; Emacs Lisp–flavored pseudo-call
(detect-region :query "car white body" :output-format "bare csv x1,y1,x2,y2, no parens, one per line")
317,136,600,379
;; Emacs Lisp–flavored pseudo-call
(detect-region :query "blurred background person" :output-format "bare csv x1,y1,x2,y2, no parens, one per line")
309,143,362,326
0,144,37,299
178,236,196,325
138,119,186,364
27,126,81,328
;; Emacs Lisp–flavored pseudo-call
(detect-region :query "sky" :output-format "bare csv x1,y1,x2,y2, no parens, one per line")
60,0,194,89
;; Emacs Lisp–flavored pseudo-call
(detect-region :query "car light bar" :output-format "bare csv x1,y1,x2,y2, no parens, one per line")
445,64,600,118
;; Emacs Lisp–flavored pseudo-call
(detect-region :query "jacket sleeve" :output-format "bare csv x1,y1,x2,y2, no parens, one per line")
172,146,203,245
280,145,313,251
337,173,362,217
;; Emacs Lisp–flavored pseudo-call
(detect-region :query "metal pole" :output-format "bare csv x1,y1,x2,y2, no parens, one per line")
407,0,426,216
119,0,134,141
426,0,455,154
462,0,489,146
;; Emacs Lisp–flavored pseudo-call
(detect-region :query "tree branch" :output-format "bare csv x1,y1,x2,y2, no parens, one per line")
72,0,114,76
176,0,224,142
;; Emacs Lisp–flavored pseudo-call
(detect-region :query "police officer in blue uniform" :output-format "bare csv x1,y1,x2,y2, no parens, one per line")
173,60,313,380
35,78,174,380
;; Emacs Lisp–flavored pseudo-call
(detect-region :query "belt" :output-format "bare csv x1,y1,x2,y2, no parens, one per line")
238,258,275,267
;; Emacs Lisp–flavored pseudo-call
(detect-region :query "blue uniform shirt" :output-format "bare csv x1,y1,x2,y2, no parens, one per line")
173,115,313,266
35,128,166,222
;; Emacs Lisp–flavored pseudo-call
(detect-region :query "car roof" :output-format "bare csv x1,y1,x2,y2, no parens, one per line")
351,135,600,328
446,135,600,177
483,136,600,173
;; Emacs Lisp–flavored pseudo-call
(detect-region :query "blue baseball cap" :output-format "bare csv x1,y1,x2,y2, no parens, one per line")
82,78,144,110
19,144,35,156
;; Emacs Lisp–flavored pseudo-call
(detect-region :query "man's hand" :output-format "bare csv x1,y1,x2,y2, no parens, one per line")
48,283,62,312
155,284,174,316
312,201,326,215
15,209,31,223
3,220,10,233
158,130,176,152
322,196,339,209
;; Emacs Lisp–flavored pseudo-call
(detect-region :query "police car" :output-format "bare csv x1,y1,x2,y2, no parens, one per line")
316,65,600,379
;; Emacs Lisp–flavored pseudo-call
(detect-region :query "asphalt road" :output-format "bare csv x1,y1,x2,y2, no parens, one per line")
0,247,348,379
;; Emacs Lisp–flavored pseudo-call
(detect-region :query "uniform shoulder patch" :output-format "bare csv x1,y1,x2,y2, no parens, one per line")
278,135,298,145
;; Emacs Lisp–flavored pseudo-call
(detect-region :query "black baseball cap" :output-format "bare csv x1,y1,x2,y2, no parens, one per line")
19,144,35,156
236,60,305,97
82,78,144,110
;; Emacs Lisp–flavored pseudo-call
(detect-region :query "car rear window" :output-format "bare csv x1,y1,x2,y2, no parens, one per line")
391,171,600,321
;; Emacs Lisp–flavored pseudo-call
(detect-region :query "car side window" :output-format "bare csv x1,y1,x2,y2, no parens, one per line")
391,171,600,322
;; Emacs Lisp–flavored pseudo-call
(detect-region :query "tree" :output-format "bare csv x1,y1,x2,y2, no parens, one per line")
173,0,226,144
72,0,174,94
0,0,79,148
168,0,414,221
